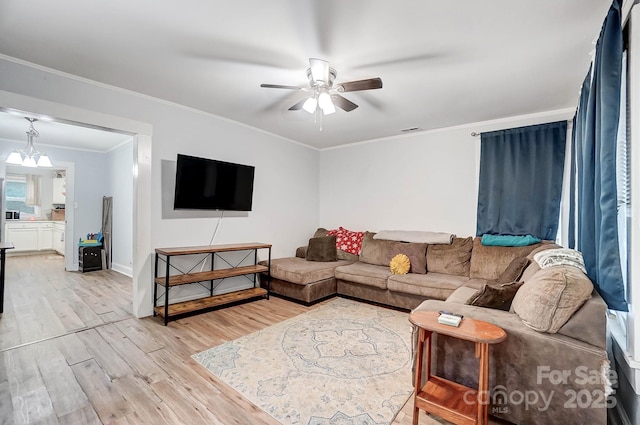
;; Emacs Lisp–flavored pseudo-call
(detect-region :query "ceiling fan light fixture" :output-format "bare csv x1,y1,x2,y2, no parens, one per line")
302,97,317,114
318,91,335,115
309,58,330,85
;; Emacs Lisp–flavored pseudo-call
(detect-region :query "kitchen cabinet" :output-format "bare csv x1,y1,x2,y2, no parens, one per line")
5,223,39,251
52,178,66,204
5,222,60,253
38,223,54,250
53,222,65,255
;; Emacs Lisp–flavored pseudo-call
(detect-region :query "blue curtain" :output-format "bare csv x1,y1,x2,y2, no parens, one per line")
476,121,567,240
570,0,627,311
568,73,592,250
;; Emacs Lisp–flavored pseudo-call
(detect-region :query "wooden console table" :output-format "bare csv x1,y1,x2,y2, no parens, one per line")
154,243,271,325
410,311,506,425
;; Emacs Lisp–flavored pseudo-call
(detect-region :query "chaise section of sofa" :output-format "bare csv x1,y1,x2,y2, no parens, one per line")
262,257,354,304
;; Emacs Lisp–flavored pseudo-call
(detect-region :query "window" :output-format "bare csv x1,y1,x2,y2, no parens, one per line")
5,174,40,217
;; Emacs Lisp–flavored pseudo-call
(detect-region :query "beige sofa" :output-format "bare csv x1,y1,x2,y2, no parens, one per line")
262,228,609,424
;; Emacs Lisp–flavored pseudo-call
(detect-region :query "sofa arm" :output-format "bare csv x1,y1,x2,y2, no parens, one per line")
412,299,608,425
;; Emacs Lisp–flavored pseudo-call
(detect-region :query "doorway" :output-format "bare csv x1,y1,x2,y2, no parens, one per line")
0,93,152,318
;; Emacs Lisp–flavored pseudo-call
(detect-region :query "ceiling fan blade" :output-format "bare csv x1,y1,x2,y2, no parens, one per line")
288,98,308,111
336,78,383,92
331,94,358,112
260,83,304,90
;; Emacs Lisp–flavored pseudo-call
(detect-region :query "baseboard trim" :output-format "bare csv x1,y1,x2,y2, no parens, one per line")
111,262,132,277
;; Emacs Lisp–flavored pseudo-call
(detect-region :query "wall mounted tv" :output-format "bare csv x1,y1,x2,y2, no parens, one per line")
173,154,255,211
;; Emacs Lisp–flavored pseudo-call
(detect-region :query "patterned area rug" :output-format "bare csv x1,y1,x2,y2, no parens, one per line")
193,298,414,425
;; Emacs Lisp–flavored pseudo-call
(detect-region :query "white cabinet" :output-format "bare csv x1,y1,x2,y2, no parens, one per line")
5,222,40,251
53,222,65,255
52,178,66,204
38,223,54,250
5,222,60,252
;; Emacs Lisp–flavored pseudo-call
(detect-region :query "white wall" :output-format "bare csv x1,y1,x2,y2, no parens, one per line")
319,111,574,238
0,56,319,316
107,140,134,276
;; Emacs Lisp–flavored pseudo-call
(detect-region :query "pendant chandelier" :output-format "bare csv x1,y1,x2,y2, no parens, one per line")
6,117,52,168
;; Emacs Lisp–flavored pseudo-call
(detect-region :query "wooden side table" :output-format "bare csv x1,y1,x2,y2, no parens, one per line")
410,311,506,425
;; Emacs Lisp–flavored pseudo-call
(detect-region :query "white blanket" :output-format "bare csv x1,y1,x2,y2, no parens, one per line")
373,230,455,244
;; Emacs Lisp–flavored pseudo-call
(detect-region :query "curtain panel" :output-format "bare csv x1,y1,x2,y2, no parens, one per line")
476,121,567,240
570,0,627,311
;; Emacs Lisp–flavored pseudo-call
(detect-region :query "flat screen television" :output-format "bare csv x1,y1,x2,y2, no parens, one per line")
173,154,255,211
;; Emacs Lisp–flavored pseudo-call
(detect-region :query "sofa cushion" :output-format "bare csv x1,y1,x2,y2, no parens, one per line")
387,272,469,300
306,235,337,262
426,237,473,276
360,232,428,273
295,246,307,258
334,262,392,289
469,237,543,280
511,266,594,333
469,281,524,311
269,257,352,286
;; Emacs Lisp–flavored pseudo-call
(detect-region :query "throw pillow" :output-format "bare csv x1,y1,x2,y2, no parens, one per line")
494,257,530,285
533,248,587,274
306,235,337,262
327,227,365,256
426,237,473,277
511,266,593,333
313,227,329,238
389,254,411,274
469,281,524,311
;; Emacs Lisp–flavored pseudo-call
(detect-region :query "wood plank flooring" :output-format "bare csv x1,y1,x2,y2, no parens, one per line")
0,253,506,425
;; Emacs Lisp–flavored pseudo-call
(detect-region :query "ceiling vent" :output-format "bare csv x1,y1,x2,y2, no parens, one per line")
400,127,422,133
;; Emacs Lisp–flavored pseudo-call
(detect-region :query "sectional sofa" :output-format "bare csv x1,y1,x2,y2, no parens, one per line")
262,228,610,424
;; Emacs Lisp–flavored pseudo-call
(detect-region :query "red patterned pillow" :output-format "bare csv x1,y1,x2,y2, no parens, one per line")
327,227,365,256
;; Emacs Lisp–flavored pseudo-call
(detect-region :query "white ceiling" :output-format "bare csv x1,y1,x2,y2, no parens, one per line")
0,110,133,152
0,0,611,150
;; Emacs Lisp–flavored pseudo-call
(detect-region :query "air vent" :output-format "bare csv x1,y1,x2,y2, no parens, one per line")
400,127,422,133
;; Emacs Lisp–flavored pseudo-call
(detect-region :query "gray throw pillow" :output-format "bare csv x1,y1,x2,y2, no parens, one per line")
306,235,337,262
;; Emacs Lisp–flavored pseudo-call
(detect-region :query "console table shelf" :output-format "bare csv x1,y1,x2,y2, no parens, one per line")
154,287,268,318
154,243,271,325
154,264,269,287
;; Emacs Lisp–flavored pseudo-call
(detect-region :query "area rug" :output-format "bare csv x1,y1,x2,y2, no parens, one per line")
192,298,414,425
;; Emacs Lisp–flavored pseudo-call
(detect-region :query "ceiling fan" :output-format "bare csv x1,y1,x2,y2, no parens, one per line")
260,58,382,115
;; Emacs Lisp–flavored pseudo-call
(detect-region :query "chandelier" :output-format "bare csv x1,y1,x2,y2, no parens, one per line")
6,118,52,168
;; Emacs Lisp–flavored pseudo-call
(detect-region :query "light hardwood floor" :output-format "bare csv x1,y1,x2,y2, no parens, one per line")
0,253,506,425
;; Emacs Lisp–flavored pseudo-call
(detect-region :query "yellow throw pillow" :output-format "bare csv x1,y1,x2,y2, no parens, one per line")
390,253,411,274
